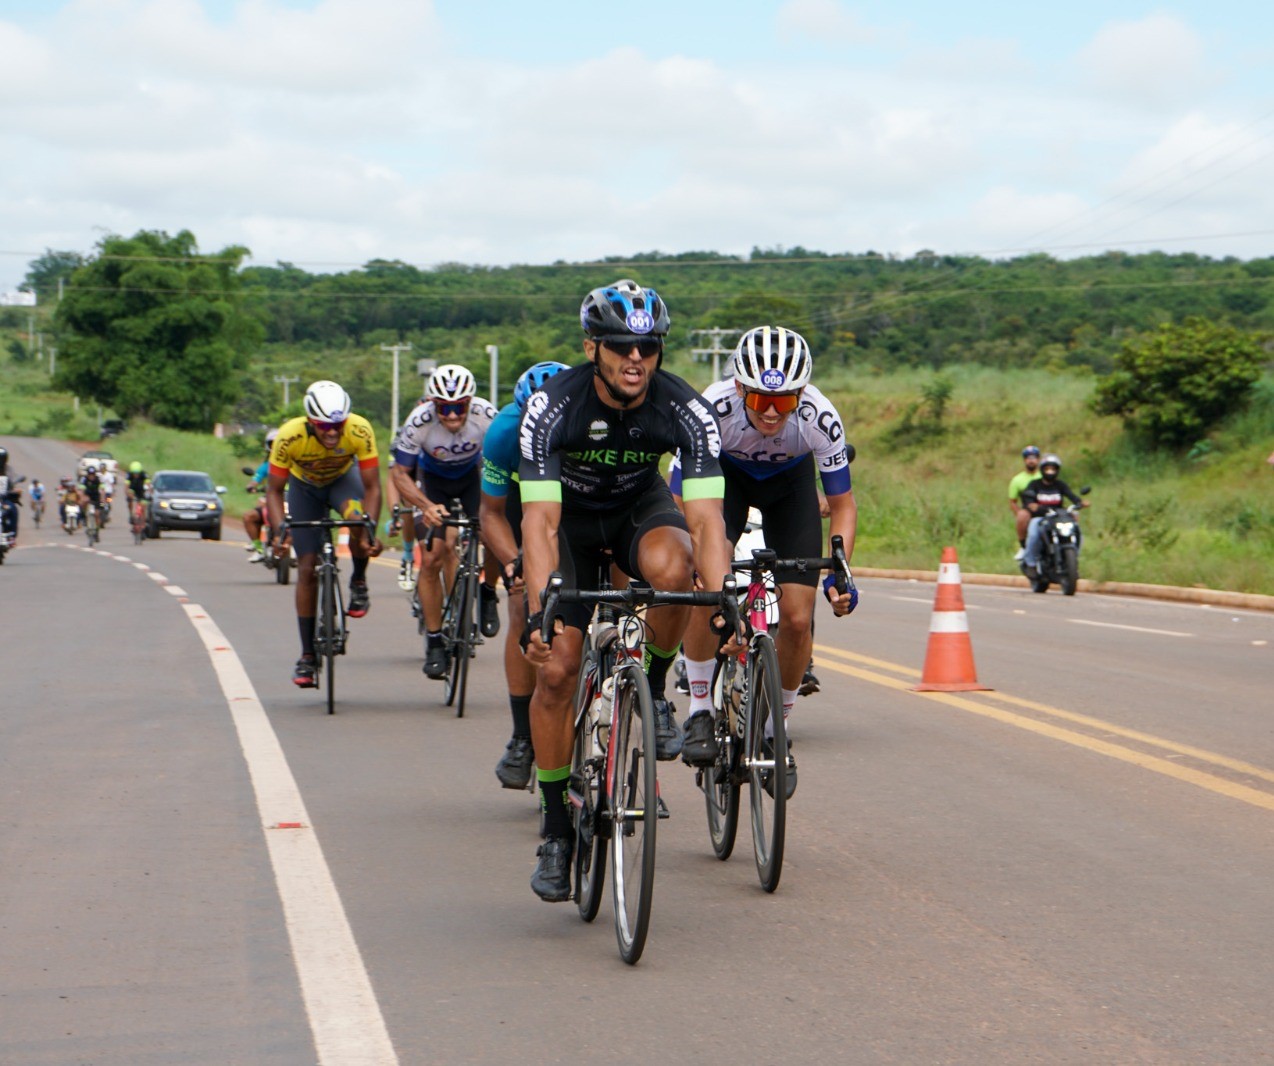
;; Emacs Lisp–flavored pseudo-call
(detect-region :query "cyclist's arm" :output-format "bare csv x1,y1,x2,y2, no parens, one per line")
265,469,289,537
682,495,732,592
826,488,857,561
358,460,382,529
521,499,560,616
389,462,445,527
479,489,520,576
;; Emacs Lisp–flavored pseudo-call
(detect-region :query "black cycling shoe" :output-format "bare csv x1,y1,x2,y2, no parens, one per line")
423,642,448,679
531,835,573,902
292,654,317,689
495,736,535,790
347,580,370,618
761,737,797,800
680,710,718,767
652,699,683,762
479,583,500,638
798,661,820,697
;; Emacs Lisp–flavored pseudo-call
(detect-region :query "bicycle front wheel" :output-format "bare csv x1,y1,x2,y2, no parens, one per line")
444,573,473,716
571,659,607,923
746,632,786,892
609,662,658,965
320,564,338,715
703,697,740,861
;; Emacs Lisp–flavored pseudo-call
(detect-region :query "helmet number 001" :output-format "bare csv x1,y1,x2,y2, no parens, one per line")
625,309,654,334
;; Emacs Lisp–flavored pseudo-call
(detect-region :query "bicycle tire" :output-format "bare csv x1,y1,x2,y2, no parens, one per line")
609,661,658,965
746,632,786,892
321,562,338,715
571,655,607,923
703,676,740,860
443,572,470,712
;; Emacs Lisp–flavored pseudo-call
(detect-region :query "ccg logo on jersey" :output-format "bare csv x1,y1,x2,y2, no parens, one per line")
760,368,787,390
588,419,609,442
626,309,655,334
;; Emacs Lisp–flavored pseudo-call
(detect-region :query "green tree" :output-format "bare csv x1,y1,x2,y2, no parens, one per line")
21,249,85,302
53,230,261,430
1091,317,1266,449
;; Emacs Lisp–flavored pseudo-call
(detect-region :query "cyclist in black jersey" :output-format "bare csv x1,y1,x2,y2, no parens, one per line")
519,279,738,902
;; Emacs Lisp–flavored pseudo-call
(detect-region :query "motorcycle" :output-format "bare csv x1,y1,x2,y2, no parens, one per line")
0,484,23,565
1021,487,1091,596
63,500,82,534
241,468,292,585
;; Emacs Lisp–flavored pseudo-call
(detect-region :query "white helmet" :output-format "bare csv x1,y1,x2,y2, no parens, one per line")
427,364,477,403
265,427,279,446
304,380,352,423
731,326,813,393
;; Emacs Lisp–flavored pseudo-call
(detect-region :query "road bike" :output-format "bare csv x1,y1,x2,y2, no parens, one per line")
542,571,741,965
698,535,853,892
130,497,147,545
423,499,484,718
83,502,100,547
286,515,374,715
31,497,44,530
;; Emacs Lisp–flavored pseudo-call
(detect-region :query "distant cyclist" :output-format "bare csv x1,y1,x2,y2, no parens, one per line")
518,279,736,902
480,360,570,790
670,326,858,795
244,429,279,562
266,380,383,687
390,364,501,679
28,478,45,525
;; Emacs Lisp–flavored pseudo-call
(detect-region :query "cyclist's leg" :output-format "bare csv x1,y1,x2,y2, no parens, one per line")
286,477,326,680
496,489,534,788
326,467,372,614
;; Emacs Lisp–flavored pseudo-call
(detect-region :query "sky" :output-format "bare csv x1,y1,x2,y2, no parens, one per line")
2,0,1274,293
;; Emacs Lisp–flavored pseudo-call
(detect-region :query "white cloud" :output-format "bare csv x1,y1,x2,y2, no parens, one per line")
1076,12,1210,109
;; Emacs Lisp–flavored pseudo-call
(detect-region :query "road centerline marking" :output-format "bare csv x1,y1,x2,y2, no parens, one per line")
1068,618,1192,637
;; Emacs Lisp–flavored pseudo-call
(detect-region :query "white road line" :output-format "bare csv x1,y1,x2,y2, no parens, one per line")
1068,618,1192,638
181,604,399,1066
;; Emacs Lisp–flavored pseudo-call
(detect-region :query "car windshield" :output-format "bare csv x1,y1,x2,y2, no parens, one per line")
153,473,215,493
84,451,113,460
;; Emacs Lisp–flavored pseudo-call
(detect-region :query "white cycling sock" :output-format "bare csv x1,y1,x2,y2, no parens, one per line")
685,658,716,716
765,693,798,740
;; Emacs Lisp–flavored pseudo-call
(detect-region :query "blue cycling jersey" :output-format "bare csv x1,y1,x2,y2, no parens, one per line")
480,402,521,498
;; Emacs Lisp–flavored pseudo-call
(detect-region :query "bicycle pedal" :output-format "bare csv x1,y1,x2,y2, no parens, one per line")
656,795,670,820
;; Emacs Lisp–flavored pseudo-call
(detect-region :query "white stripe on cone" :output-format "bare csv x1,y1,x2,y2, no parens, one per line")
929,612,971,634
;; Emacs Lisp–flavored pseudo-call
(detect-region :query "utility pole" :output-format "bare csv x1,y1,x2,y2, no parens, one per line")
689,327,740,382
49,346,57,376
274,374,300,407
485,345,499,406
381,342,413,431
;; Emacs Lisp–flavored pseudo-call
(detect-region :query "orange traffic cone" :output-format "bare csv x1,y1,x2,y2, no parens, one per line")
913,547,991,692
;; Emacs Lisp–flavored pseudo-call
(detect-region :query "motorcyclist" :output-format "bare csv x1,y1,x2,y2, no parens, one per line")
244,429,279,561
1020,454,1089,579
1008,445,1042,560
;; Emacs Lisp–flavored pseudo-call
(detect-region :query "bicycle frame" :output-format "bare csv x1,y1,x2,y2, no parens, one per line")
424,499,484,717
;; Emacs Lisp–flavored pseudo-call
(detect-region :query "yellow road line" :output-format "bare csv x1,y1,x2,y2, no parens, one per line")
812,644,1274,813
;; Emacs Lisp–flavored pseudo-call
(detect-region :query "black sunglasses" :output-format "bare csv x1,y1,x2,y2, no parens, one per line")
598,335,663,359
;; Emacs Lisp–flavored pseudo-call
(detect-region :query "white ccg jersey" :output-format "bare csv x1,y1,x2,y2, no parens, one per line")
683,378,851,494
391,397,498,479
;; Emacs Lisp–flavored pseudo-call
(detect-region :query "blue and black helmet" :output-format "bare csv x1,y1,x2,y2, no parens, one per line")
514,361,569,410
579,279,670,338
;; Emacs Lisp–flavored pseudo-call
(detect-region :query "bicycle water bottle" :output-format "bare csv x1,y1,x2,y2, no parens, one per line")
590,676,615,755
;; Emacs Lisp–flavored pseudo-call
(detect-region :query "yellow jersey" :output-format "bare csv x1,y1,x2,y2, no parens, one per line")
268,415,379,487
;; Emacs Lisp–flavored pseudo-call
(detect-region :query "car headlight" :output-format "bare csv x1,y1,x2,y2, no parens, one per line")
158,500,171,509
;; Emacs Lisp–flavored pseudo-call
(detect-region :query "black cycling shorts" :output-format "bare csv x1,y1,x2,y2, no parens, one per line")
286,468,366,557
723,454,822,588
413,467,481,541
552,479,689,633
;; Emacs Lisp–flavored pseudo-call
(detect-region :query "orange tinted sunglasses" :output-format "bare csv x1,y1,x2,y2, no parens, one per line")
743,390,801,415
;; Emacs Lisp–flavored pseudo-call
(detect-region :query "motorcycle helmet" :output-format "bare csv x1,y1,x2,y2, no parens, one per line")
1040,453,1062,477
579,279,670,338
265,428,279,450
427,364,477,403
304,380,352,424
514,361,569,410
0,446,7,473
1022,445,1040,458
732,326,813,393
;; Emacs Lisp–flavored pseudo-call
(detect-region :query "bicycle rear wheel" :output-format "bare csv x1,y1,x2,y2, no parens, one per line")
609,661,658,965
746,632,786,892
571,658,607,923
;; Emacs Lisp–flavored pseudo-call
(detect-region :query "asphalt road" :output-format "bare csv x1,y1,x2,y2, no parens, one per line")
3,435,1274,1064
